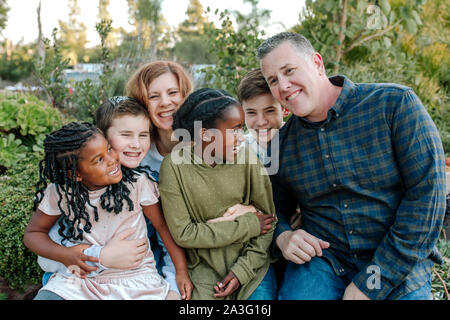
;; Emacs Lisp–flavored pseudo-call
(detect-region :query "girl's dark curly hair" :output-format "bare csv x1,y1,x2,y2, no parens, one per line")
172,88,239,139
34,121,144,242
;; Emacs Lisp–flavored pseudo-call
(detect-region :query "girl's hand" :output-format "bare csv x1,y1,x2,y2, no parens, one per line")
176,270,193,300
62,244,99,278
207,203,257,223
213,271,240,298
100,228,148,269
255,212,276,235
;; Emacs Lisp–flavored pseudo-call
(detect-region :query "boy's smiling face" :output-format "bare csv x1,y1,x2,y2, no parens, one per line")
106,114,151,168
242,93,284,145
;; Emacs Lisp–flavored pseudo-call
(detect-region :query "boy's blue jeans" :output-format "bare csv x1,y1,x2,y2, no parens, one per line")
278,256,432,300
248,264,277,300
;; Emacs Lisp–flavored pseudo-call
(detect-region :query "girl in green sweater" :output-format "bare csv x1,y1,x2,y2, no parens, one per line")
158,88,277,300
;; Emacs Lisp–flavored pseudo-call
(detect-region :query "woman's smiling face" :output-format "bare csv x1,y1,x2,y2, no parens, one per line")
147,72,184,133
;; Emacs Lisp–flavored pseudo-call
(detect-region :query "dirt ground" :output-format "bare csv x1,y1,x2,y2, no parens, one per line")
0,277,41,300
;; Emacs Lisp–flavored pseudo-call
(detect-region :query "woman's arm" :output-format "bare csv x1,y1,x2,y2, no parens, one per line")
24,209,99,277
143,203,192,300
155,232,181,297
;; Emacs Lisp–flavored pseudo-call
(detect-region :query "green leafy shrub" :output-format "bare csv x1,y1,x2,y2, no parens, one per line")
0,92,68,168
202,4,267,96
0,153,43,291
0,133,27,168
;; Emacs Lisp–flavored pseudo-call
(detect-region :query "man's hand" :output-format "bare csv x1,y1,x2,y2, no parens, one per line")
100,228,148,269
343,282,370,300
276,229,330,264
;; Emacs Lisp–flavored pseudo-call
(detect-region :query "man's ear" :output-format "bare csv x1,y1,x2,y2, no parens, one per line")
312,52,325,76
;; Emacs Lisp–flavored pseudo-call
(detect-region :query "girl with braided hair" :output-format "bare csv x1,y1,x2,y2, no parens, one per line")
24,121,191,300
158,88,278,300
35,97,192,300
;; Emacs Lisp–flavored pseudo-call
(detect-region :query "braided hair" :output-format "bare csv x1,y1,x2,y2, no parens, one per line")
34,122,141,242
172,88,239,139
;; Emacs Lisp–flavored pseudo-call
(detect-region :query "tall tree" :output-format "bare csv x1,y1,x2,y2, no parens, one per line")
173,0,213,64
98,0,111,21
58,0,87,65
178,0,208,36
97,0,120,49
127,0,167,58
36,0,45,65
232,0,270,33
0,0,9,32
201,0,269,95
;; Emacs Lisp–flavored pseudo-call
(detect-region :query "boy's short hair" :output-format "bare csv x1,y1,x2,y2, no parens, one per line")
237,68,272,104
95,97,151,137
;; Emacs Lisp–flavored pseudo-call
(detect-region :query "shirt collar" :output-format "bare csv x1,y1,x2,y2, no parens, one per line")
297,75,355,128
330,75,356,119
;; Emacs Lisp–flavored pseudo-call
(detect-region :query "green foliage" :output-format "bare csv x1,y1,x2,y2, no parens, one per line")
0,153,43,291
294,0,427,72
172,0,215,65
431,239,450,300
0,92,66,168
202,3,267,96
57,0,88,65
71,19,114,122
0,133,27,168
0,0,9,31
34,28,71,109
0,43,35,82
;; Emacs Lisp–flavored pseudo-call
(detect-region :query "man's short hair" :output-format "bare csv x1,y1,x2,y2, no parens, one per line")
237,68,272,104
257,32,315,60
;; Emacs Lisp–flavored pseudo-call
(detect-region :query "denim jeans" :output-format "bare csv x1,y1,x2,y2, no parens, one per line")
248,264,277,300
278,256,432,300
34,290,65,300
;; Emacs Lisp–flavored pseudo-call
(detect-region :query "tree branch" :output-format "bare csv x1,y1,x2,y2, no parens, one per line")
343,21,401,54
333,0,348,74
433,268,449,300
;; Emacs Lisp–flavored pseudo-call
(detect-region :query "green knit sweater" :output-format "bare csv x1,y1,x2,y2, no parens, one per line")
159,145,276,300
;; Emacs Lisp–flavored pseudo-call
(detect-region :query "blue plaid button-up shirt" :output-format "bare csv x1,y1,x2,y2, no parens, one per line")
270,76,446,300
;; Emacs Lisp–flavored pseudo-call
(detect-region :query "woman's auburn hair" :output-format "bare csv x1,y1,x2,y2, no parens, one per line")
125,60,193,110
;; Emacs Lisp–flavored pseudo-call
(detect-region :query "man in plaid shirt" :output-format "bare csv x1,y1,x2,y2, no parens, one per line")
258,32,446,300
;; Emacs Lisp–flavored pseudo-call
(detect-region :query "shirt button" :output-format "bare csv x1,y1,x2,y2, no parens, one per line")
343,203,348,208
339,268,344,273
349,230,353,234
354,254,358,259
332,183,337,188
325,154,330,159
336,113,340,118
320,127,325,132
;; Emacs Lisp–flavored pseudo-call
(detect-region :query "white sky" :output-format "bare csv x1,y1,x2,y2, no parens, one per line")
2,0,306,47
